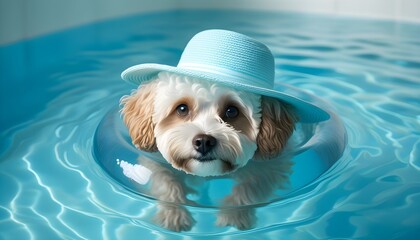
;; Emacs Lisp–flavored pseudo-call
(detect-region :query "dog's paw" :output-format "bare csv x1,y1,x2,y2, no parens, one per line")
154,205,195,232
216,208,256,230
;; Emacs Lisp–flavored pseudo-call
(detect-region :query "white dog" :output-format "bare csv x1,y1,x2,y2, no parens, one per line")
120,72,296,231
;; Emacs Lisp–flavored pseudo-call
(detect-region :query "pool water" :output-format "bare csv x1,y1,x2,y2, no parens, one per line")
1,10,419,239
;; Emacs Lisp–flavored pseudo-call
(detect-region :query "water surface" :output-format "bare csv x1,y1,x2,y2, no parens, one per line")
1,10,419,239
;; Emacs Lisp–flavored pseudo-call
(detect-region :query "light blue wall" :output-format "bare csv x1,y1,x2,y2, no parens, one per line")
0,0,180,45
1,0,420,45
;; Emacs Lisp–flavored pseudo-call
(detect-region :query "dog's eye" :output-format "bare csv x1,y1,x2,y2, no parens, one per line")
225,106,239,119
176,104,189,117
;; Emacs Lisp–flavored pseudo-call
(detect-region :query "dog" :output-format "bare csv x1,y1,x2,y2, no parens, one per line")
120,72,297,231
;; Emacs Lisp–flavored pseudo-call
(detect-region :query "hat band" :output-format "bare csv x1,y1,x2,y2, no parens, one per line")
178,63,273,89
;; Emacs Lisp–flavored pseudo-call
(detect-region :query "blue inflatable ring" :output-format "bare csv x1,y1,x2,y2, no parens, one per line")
93,90,347,207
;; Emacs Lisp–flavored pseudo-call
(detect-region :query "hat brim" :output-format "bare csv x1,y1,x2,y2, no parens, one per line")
121,64,330,123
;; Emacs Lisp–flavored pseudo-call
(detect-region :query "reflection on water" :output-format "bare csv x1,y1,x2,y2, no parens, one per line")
1,10,419,239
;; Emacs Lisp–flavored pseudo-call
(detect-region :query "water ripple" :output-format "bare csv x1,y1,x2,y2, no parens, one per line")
1,10,419,239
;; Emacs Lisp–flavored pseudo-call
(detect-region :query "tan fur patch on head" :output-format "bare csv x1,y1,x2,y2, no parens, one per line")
157,97,196,132
218,96,255,140
120,82,158,152
254,96,297,160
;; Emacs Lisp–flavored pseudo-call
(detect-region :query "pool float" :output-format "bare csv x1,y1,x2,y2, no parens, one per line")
93,88,346,206
93,29,347,206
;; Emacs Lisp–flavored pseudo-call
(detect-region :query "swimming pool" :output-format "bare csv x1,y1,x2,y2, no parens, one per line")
1,10,419,239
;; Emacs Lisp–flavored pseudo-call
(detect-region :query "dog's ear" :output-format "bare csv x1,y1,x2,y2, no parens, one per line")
254,96,297,160
120,82,158,152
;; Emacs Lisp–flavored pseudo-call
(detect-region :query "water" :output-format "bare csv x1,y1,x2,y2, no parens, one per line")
1,10,420,239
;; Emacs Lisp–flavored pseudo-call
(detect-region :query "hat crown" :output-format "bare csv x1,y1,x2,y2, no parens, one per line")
177,30,275,88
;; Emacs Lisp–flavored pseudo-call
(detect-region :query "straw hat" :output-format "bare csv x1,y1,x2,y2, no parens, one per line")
122,29,329,123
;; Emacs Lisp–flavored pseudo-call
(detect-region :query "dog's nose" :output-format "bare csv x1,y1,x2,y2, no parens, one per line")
193,134,217,155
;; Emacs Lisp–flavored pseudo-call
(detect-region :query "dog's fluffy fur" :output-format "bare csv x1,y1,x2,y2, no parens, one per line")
121,72,297,231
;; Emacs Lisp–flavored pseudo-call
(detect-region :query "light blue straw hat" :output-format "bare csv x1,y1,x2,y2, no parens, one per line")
122,29,329,123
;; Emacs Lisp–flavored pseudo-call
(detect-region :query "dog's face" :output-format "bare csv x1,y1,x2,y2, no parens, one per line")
121,73,296,177
152,73,262,176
